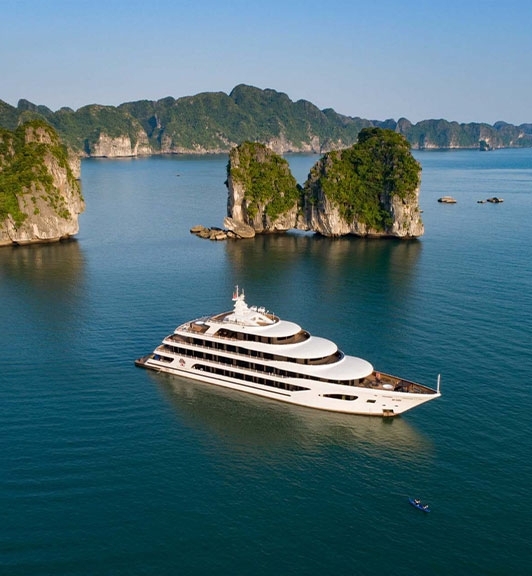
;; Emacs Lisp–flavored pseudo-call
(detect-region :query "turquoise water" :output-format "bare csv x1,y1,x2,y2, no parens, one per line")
1,149,532,575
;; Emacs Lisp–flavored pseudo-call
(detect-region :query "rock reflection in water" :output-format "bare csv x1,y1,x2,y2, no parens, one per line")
225,233,422,284
0,240,86,328
223,233,422,322
0,239,84,286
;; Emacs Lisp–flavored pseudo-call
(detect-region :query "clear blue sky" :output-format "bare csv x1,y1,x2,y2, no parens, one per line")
2,0,531,125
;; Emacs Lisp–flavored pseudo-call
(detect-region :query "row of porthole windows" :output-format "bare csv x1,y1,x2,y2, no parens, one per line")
162,344,360,386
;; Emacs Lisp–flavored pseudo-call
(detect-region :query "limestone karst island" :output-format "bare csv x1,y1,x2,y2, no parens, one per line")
2,84,531,245
0,120,84,246
210,129,423,240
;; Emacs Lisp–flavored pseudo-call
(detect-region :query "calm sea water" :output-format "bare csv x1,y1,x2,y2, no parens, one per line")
1,149,531,575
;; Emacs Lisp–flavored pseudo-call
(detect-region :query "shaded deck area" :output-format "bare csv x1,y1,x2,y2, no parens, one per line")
359,371,438,395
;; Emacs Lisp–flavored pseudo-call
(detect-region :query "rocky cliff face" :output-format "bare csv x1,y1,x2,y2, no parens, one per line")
262,133,323,155
297,184,370,236
87,130,152,157
0,121,85,246
227,178,299,234
296,178,424,237
385,188,424,237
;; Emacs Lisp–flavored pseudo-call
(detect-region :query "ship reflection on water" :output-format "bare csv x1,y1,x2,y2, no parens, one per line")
149,371,432,462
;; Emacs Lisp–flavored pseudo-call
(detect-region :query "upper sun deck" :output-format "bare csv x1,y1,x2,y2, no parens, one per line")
211,307,279,328
177,288,310,344
215,289,279,327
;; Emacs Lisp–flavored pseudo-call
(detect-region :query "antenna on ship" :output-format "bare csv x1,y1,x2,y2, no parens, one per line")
232,285,245,301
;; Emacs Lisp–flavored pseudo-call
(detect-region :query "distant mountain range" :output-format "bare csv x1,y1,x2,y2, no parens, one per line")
1,84,531,157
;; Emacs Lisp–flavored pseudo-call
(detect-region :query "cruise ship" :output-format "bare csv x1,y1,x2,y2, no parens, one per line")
135,288,441,417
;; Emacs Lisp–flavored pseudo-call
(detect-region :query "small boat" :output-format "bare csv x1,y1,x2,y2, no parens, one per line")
409,498,430,512
437,196,457,203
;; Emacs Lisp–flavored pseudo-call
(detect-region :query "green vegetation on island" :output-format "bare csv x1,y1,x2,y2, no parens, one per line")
3,85,529,156
0,120,81,226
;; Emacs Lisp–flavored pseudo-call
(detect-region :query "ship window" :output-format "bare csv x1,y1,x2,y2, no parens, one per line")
323,394,358,401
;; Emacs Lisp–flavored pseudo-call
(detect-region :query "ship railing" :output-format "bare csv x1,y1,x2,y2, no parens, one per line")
175,325,309,346
177,317,211,334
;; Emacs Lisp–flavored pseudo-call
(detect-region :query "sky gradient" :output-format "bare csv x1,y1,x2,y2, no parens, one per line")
2,0,531,125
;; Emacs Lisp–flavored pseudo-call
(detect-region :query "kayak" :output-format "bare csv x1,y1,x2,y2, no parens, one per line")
409,498,430,512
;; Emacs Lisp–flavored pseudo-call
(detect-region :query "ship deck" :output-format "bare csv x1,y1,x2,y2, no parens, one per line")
358,371,437,394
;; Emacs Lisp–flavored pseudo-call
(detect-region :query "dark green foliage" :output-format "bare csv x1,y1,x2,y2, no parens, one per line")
0,99,19,130
306,128,420,230
0,120,80,226
52,104,143,152
228,142,300,221
397,118,532,149
159,92,245,150
17,99,55,118
118,99,161,138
